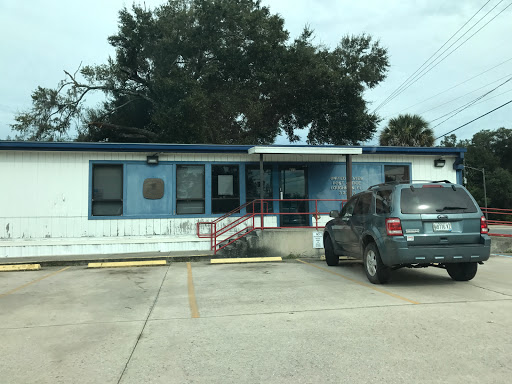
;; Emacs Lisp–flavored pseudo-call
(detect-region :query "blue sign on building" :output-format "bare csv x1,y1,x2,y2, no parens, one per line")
308,163,386,213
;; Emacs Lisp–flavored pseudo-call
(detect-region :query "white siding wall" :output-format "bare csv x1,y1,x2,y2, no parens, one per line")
0,150,458,257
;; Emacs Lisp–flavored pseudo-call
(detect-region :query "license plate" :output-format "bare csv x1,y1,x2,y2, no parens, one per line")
433,222,452,232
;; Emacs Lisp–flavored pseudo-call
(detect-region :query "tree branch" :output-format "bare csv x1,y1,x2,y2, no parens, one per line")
63,70,155,104
87,121,158,140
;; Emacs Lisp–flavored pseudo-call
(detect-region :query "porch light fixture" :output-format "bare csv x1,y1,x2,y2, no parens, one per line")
146,155,159,165
434,159,445,167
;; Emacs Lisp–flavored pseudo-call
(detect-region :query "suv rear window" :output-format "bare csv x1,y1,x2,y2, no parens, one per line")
400,187,478,214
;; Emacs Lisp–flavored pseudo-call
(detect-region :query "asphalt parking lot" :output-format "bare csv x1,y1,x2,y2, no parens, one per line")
1,256,511,384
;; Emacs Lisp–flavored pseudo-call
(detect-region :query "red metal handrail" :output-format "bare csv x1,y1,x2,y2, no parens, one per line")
481,207,512,227
197,199,345,254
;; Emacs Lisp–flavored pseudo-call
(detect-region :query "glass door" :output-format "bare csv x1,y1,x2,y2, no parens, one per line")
279,166,309,227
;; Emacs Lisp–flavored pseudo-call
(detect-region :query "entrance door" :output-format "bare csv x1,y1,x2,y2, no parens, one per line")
279,166,309,227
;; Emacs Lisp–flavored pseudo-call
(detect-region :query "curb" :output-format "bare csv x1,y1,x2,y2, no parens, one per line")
0,254,214,267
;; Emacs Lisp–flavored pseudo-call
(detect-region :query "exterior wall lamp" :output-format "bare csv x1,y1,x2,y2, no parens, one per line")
146,155,159,165
434,159,446,167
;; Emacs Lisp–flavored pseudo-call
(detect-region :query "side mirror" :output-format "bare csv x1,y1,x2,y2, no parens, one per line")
329,210,339,218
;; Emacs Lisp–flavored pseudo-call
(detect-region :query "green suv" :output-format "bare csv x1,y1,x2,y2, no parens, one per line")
323,181,491,284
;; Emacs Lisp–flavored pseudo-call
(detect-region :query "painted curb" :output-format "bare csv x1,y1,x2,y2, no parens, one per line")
211,257,282,264
88,260,167,268
0,264,42,272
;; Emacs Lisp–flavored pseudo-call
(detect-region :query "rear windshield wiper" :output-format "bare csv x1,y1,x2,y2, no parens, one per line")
436,206,467,212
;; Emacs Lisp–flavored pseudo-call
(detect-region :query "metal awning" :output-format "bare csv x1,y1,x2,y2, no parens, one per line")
248,146,362,155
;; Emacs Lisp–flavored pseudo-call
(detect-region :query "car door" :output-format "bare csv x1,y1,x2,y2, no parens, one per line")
350,192,373,255
333,196,358,255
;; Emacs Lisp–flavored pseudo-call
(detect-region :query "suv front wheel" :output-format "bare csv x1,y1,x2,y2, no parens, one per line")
446,262,478,281
363,242,391,284
324,235,339,266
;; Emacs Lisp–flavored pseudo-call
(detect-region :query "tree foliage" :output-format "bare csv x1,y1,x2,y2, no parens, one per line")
441,128,512,210
12,0,389,145
379,114,434,147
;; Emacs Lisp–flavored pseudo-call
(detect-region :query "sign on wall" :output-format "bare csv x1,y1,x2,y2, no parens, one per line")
308,163,384,213
312,232,323,248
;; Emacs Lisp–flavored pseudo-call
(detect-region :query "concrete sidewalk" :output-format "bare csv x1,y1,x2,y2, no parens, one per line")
0,250,215,267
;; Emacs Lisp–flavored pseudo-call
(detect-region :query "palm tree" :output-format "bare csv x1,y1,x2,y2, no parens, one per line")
379,114,434,147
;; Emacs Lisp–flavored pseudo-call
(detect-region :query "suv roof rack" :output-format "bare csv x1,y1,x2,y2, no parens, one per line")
367,180,454,190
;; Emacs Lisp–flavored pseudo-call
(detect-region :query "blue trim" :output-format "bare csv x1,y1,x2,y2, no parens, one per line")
205,164,212,215
361,146,466,155
1,141,250,153
87,159,435,220
0,141,466,156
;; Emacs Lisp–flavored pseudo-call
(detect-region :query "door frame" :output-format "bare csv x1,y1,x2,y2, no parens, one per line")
277,164,310,227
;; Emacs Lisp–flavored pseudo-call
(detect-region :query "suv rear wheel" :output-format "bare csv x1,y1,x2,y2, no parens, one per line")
324,235,339,266
363,242,391,284
446,262,478,281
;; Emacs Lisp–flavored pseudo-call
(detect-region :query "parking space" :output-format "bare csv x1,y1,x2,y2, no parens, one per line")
0,256,511,383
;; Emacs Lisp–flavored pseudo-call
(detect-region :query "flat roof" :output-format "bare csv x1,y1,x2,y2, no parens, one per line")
0,141,466,156
248,146,362,155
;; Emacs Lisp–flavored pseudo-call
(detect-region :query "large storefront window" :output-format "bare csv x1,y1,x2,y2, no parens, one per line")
212,165,240,214
245,165,273,213
176,165,205,214
385,165,410,182
92,164,123,216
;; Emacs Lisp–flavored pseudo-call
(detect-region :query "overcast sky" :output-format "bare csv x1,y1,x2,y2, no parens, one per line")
0,0,510,144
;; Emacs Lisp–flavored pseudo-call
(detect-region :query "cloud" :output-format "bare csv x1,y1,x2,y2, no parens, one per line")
1,0,510,142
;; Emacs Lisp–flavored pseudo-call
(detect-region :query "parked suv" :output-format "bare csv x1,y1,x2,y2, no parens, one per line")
323,181,491,284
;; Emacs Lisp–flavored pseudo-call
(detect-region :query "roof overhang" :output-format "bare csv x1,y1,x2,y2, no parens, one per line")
248,146,362,155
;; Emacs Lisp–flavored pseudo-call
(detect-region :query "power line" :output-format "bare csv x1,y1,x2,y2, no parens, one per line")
373,0,492,113
435,98,512,140
419,73,512,116
399,1,512,95
430,76,512,128
384,56,512,117
469,87,512,106
374,0,510,113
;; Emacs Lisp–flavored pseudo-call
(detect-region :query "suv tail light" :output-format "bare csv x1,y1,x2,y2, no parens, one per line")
386,218,403,236
480,215,489,234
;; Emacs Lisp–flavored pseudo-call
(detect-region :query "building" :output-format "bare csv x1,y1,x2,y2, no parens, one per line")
0,142,465,258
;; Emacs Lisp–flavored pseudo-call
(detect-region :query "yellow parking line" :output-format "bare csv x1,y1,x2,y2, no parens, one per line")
0,267,70,298
211,257,282,264
187,262,200,318
297,259,419,305
88,260,166,268
0,264,41,272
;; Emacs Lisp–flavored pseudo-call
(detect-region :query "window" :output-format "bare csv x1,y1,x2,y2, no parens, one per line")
212,165,240,214
385,165,410,182
400,187,478,214
143,178,164,200
92,164,123,216
245,165,273,213
176,165,205,214
353,193,372,215
341,197,357,219
376,189,393,214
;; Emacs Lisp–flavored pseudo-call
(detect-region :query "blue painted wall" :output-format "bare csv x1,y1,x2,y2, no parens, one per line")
90,160,412,219
125,163,173,216
308,163,385,213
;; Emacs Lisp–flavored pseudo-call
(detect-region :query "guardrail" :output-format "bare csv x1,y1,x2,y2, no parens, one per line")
481,207,512,238
481,207,512,226
197,199,345,254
